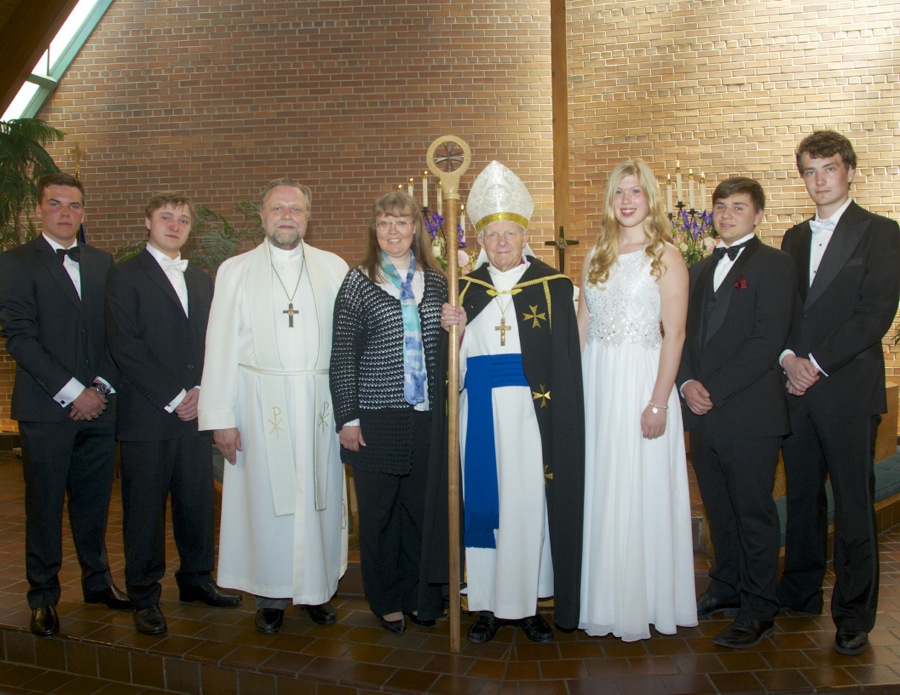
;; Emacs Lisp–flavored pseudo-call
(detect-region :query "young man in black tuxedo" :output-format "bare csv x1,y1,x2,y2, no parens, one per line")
776,130,900,655
105,193,241,635
0,173,131,637
678,177,797,648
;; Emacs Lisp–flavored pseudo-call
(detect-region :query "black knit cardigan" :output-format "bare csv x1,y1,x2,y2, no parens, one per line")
330,266,447,474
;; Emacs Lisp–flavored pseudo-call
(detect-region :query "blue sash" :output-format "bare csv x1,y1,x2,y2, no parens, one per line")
464,353,529,549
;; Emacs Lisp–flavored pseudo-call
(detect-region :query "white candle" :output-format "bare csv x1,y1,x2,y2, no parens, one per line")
460,204,466,235
408,178,414,198
422,171,429,208
700,173,706,211
667,181,674,214
397,184,403,192
676,161,683,206
689,169,696,212
437,183,443,215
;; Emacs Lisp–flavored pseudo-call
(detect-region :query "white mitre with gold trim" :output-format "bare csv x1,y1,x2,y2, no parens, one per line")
466,160,534,234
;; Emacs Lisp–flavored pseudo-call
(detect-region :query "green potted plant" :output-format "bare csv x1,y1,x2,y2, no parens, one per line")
0,118,64,251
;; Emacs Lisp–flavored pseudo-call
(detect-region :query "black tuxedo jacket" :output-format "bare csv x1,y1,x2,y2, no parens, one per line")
105,249,213,440
0,236,118,422
678,236,797,435
782,201,900,417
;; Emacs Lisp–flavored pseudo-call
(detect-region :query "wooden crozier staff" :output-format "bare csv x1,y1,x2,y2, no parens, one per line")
426,135,471,653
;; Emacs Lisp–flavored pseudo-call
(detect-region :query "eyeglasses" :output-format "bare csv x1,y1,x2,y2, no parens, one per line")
375,219,412,232
482,229,523,242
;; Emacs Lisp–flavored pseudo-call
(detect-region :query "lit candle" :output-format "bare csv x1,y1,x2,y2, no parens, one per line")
460,203,466,237
700,172,706,211
422,171,429,208
437,183,443,215
676,161,683,206
667,174,673,213
397,184,403,192
689,169,695,212
408,177,414,198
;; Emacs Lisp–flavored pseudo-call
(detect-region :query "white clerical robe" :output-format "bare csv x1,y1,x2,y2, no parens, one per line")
459,261,553,620
198,240,349,604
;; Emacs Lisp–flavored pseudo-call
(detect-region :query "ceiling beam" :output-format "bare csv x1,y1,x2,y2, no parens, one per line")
0,0,81,116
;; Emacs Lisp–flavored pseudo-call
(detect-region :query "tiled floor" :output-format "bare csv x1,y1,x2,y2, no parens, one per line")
1,451,900,694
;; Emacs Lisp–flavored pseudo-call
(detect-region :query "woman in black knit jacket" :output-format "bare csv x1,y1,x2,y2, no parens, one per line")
330,191,447,633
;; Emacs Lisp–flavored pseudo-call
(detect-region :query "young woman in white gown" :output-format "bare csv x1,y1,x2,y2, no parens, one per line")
577,158,698,641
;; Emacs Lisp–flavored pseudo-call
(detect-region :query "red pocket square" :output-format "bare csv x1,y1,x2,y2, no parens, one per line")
734,275,748,289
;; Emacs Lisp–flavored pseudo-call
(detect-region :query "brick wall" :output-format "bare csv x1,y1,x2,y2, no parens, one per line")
0,0,898,432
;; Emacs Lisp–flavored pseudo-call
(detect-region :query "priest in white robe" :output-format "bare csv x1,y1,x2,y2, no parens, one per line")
198,179,348,635
437,162,585,645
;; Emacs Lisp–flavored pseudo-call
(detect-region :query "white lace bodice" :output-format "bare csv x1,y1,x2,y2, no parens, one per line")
584,250,662,349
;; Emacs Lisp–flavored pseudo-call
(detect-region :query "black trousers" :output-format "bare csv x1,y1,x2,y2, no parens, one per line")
352,410,431,617
777,400,880,631
691,425,782,621
120,433,215,609
19,416,117,608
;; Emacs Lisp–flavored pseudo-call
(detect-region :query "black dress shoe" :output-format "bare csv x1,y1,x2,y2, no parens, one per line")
179,582,243,607
254,608,284,634
304,602,336,625
84,585,133,610
133,605,167,635
379,615,406,634
834,627,869,655
520,614,554,643
30,605,59,637
696,590,740,619
405,612,436,628
467,612,501,643
712,616,775,648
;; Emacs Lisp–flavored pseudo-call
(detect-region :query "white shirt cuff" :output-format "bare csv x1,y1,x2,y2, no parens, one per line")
54,378,86,408
778,349,796,368
165,388,189,413
808,353,829,377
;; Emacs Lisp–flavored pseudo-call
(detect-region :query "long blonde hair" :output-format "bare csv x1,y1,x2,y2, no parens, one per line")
587,158,672,286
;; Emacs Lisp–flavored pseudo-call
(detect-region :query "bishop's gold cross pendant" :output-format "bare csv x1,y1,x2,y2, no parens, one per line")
283,303,297,328
495,316,510,346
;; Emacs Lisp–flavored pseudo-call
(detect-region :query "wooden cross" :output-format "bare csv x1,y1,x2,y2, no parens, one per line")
283,303,297,327
495,316,511,346
545,225,579,274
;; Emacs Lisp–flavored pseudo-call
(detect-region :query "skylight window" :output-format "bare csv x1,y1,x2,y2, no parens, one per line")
2,0,112,121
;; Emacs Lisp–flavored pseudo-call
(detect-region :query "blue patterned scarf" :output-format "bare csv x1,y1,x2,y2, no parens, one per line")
382,251,426,405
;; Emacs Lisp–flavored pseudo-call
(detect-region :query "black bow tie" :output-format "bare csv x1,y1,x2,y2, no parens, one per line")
56,246,80,263
712,244,742,262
